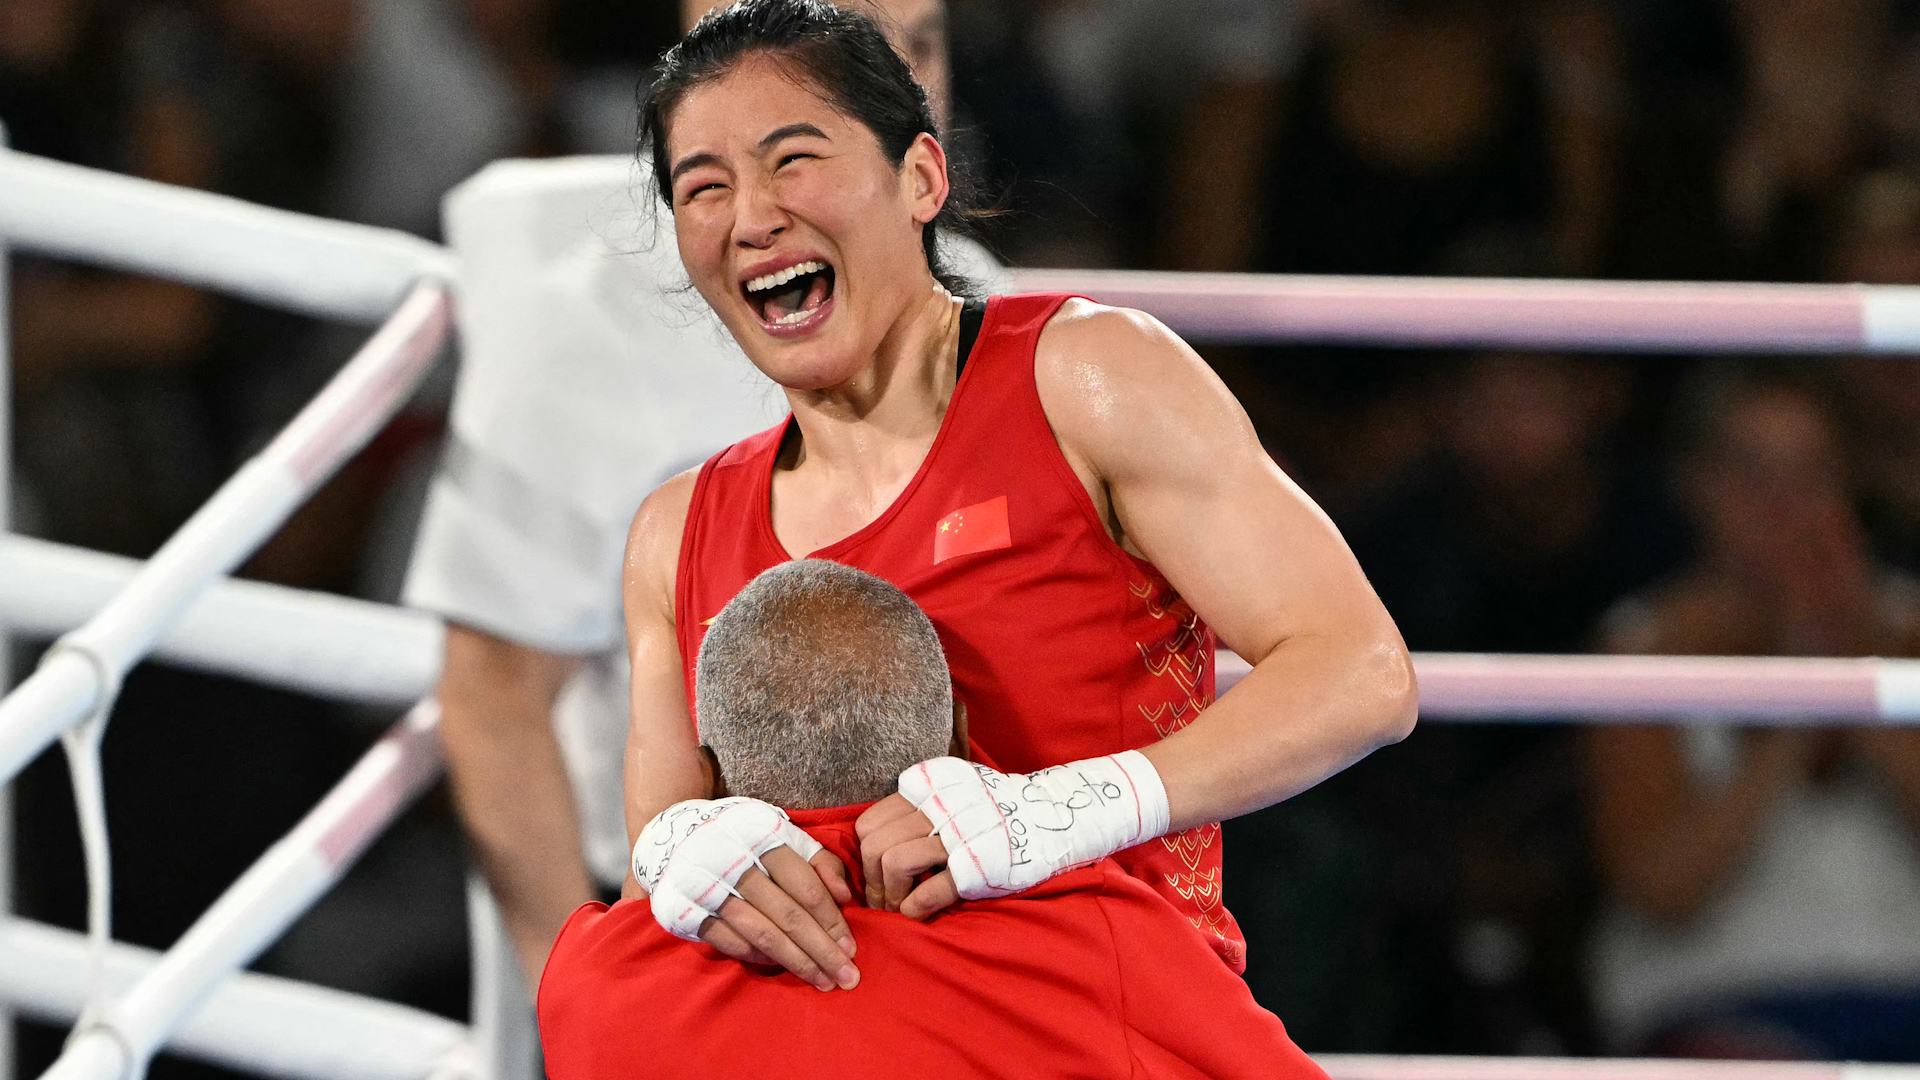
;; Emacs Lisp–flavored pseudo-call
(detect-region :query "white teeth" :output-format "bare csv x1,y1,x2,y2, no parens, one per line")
774,307,815,325
745,260,824,294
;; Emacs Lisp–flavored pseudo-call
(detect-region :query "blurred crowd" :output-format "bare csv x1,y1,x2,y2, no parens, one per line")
9,0,1920,1073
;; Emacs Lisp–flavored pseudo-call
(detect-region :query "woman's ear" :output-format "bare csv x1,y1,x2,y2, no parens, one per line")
700,745,730,797
903,131,950,227
947,699,970,761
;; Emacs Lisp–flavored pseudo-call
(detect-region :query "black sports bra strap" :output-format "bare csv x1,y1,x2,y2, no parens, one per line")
956,297,988,379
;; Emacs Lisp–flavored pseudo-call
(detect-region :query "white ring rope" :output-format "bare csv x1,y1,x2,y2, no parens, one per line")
0,149,454,324
0,535,442,706
1008,268,1920,351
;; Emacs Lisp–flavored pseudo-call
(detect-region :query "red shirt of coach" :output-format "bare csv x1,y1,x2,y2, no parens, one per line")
539,804,1327,1080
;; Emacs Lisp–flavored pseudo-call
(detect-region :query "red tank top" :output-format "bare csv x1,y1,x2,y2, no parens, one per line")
675,293,1244,970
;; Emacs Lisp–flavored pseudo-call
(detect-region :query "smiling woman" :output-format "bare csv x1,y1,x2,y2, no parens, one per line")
639,5,985,384
611,0,1417,1002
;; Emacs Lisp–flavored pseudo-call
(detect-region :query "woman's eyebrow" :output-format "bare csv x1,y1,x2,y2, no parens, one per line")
669,123,830,184
669,152,723,185
758,122,829,150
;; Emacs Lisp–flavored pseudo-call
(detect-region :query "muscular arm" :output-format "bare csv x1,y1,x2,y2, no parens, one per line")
437,625,592,982
618,470,712,894
1038,301,1417,829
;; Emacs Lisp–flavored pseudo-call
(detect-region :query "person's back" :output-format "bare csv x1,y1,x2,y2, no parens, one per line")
538,560,1323,1079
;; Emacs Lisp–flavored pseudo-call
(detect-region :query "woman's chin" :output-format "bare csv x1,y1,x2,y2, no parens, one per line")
749,344,865,393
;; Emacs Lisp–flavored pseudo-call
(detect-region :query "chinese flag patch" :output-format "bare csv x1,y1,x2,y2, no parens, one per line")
933,495,1011,565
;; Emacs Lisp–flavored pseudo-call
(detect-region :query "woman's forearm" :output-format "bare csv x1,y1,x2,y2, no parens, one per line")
619,740,711,897
1142,631,1416,832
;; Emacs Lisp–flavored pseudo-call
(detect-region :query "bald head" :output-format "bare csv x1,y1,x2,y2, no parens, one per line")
678,0,951,128
695,560,954,810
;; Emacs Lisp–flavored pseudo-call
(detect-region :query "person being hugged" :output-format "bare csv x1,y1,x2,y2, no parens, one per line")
619,0,1417,992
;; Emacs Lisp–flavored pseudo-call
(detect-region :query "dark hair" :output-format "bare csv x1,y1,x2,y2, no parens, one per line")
638,0,982,294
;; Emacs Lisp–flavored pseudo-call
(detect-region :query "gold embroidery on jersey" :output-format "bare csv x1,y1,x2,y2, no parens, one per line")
1165,869,1223,911
1160,823,1218,870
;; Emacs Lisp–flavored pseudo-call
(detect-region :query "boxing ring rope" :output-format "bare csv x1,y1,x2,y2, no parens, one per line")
0,151,454,324
0,536,439,706
1006,268,1920,352
7,145,1920,1080
0,917,466,1080
12,554,1920,726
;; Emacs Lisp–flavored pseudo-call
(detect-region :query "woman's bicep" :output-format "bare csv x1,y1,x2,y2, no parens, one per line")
623,612,706,844
1043,306,1394,663
620,472,710,845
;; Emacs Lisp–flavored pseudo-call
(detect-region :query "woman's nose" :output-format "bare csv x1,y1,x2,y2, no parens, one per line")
732,183,789,249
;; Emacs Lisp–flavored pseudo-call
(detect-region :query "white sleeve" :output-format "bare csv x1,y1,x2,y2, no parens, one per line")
404,156,783,654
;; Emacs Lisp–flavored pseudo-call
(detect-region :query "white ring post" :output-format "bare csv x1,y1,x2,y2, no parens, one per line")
1,119,16,1080
0,283,451,787
37,701,446,1080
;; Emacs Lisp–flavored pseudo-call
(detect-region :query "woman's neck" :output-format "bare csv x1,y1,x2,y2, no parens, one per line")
780,285,963,480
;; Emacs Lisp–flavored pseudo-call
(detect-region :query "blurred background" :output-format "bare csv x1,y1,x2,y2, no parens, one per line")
8,0,1920,1073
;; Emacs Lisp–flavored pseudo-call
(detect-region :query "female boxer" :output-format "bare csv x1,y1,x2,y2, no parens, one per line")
620,0,1416,993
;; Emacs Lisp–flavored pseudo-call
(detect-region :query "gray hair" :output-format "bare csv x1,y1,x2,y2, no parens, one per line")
695,559,953,809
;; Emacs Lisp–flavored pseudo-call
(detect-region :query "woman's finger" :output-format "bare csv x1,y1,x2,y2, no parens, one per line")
854,793,921,838
810,848,857,909
715,886,838,991
733,862,860,990
764,845,858,957
879,836,951,912
859,808,937,909
698,915,774,967
899,870,961,922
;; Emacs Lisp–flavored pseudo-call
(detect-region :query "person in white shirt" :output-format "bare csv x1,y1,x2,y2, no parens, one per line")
403,0,1004,983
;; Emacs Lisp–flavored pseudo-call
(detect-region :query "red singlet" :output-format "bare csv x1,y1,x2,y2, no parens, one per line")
676,293,1244,969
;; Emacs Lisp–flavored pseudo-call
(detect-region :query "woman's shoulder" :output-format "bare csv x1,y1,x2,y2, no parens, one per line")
1031,298,1253,475
623,466,703,614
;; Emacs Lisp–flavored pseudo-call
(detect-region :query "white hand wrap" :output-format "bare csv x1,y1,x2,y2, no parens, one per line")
631,797,824,941
899,750,1170,899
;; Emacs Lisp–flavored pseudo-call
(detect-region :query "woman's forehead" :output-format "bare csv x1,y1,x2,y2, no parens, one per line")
667,54,850,158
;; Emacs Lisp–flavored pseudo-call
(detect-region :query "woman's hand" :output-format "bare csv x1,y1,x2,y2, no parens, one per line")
855,794,959,919
633,798,861,991
859,753,1170,918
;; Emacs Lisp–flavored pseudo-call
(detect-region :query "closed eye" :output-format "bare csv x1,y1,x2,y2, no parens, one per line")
777,153,815,169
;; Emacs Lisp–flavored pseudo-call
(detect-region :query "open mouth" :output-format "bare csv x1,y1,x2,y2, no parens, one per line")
742,259,836,330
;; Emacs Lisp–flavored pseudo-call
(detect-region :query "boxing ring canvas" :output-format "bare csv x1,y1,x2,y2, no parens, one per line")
4,145,1920,1080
